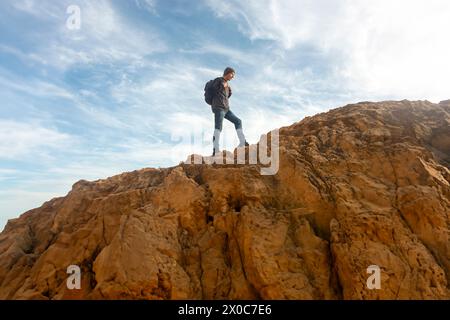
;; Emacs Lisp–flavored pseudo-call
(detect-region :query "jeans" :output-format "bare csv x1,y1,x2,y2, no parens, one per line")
211,107,246,153
212,107,242,131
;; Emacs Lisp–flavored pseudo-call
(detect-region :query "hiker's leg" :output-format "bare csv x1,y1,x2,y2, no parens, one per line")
225,110,247,147
213,107,225,154
213,129,221,154
224,109,242,130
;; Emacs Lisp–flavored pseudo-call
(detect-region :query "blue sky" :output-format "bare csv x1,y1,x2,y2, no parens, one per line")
1,0,449,231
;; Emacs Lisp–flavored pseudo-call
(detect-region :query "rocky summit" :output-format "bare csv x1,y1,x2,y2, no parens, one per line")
0,100,449,300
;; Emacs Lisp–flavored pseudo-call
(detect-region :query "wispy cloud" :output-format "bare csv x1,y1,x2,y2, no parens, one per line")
0,70,74,100
179,41,266,66
135,0,158,14
11,0,61,19
6,0,167,71
205,0,450,102
0,120,77,160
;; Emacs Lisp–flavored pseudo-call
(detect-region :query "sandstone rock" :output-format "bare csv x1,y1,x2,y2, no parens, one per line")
0,100,448,299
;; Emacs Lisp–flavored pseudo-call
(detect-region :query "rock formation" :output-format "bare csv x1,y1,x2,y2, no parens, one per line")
0,100,449,300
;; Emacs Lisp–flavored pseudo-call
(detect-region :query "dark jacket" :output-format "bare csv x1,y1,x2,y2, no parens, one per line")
211,77,232,110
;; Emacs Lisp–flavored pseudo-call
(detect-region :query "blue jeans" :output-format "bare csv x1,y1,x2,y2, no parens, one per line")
212,107,242,131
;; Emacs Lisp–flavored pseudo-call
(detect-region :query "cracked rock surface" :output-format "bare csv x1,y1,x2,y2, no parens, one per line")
0,100,449,299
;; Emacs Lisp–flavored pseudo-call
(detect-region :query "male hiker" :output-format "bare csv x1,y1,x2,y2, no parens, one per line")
205,67,249,156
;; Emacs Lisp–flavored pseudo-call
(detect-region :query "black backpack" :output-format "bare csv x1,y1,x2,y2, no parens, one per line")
204,78,217,105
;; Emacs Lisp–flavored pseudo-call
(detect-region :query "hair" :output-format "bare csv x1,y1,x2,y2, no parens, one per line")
223,67,235,76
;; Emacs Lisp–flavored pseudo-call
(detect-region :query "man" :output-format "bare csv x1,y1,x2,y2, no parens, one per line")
211,67,249,156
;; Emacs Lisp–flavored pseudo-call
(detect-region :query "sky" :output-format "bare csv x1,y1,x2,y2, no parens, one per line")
1,0,449,231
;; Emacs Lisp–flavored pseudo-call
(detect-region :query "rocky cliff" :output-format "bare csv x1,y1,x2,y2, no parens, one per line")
0,100,449,300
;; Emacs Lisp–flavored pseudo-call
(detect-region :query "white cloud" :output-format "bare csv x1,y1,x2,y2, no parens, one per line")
0,169,19,183
179,42,265,65
0,120,77,160
135,0,158,14
0,45,49,66
8,0,166,70
206,0,341,50
11,0,61,19
206,0,450,102
60,1,166,64
0,70,74,100
110,59,213,112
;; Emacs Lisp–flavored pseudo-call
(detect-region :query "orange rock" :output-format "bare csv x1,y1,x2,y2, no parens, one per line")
0,100,448,299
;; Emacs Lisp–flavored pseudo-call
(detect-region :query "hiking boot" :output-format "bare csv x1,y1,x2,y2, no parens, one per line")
238,141,249,148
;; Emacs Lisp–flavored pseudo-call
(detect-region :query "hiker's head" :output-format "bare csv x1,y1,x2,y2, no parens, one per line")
223,67,235,81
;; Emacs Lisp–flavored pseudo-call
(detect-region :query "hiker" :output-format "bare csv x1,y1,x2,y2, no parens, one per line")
205,67,249,156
